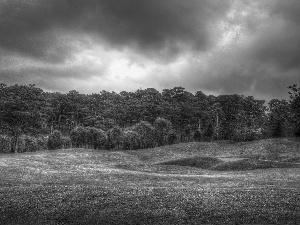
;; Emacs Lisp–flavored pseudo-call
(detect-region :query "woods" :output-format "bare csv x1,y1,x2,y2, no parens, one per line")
0,83,299,153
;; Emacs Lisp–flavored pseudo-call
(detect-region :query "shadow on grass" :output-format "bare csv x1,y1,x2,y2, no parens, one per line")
158,156,300,171
158,156,223,169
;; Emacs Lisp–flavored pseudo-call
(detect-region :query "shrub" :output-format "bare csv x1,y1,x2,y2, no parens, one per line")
22,135,38,152
70,126,88,148
95,129,107,150
153,117,173,146
0,135,11,153
167,129,178,145
203,123,214,141
36,136,48,151
16,137,26,153
62,136,72,149
230,127,260,143
132,121,155,149
193,130,203,142
47,130,63,150
122,129,141,150
106,126,123,150
85,127,107,149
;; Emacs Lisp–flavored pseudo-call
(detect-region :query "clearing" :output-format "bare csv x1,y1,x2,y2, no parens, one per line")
1,138,300,224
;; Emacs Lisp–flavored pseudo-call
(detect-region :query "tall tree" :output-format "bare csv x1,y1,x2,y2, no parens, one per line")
267,99,292,137
288,84,300,136
0,84,46,153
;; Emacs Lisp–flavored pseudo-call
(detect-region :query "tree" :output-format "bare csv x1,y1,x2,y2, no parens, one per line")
153,117,173,146
132,121,155,148
162,87,195,142
0,84,46,153
267,99,292,137
47,130,63,150
106,126,123,150
288,84,300,136
122,129,141,150
85,127,107,149
70,126,88,148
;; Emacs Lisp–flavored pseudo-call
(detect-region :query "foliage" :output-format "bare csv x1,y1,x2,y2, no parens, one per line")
132,121,155,148
1,82,299,151
17,135,39,153
106,126,123,150
36,136,48,151
230,127,260,143
0,135,11,153
62,136,72,149
153,117,173,146
267,99,293,138
167,129,178,145
0,84,47,152
70,126,88,148
193,130,203,142
203,123,214,141
85,127,107,149
288,84,300,136
47,130,63,150
122,129,141,150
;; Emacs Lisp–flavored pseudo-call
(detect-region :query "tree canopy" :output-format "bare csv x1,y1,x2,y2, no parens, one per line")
0,83,298,153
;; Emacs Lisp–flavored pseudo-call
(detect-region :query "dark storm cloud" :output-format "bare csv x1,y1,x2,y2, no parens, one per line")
1,0,299,101
248,0,300,71
0,53,108,92
0,0,231,62
176,0,300,101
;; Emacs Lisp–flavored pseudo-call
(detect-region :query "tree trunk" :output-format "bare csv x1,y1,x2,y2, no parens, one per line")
11,135,19,153
214,114,219,140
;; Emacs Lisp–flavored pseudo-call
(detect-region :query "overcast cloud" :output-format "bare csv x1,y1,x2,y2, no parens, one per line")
0,0,299,100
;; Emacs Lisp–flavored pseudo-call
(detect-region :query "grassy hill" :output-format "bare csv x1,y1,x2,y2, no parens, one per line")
1,138,300,224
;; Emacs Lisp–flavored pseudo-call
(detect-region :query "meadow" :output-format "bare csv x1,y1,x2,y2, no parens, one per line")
1,138,300,224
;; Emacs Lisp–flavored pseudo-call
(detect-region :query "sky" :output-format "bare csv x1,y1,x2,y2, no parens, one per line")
0,0,299,101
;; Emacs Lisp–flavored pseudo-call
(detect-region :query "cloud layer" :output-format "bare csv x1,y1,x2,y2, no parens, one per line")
0,0,299,100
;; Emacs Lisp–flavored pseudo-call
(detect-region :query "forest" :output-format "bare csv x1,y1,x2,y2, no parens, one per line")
0,83,299,153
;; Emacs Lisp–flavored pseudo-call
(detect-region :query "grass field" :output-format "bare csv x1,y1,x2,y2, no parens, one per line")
1,138,300,224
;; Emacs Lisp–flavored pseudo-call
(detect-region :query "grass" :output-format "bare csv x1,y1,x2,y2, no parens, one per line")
159,156,300,171
1,138,300,224
158,156,223,169
210,158,300,171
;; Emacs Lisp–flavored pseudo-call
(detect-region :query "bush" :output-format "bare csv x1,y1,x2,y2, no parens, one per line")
62,136,72,149
16,137,26,153
36,136,48,151
70,126,88,148
106,126,123,150
0,135,11,153
85,127,107,149
132,121,155,149
193,130,203,142
230,127,260,143
122,129,141,150
22,135,38,152
167,129,178,145
47,130,63,150
153,117,173,146
95,129,107,150
203,123,214,141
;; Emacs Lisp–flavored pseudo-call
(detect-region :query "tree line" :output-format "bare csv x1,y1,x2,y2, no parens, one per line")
0,83,299,153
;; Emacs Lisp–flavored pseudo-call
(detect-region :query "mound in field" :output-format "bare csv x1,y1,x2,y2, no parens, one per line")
158,156,223,169
158,156,300,171
210,158,300,171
